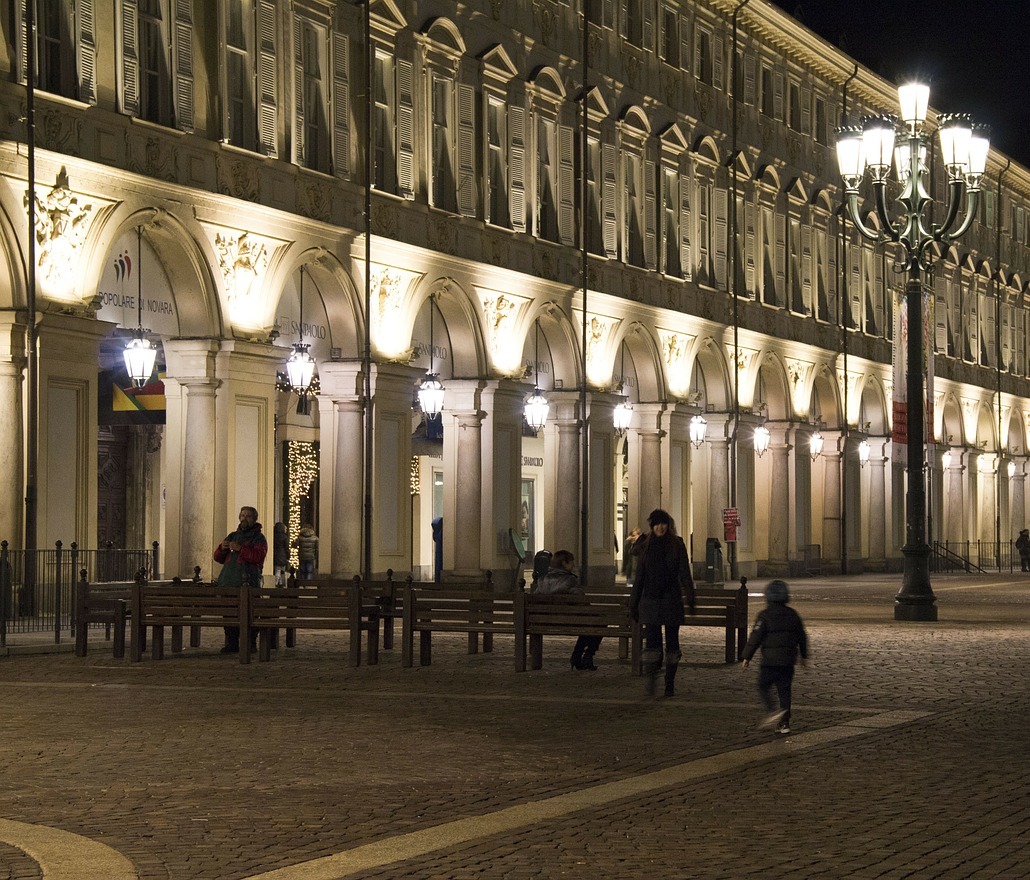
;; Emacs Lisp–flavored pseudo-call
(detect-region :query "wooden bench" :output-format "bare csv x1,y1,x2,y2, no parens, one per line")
288,571,413,651
400,576,515,667
73,570,133,658
243,582,381,666
130,581,244,662
517,589,642,673
685,582,749,663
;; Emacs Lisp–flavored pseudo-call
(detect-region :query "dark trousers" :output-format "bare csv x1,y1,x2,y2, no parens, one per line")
223,626,257,652
644,624,680,656
1020,552,1030,572
570,635,602,664
758,664,795,724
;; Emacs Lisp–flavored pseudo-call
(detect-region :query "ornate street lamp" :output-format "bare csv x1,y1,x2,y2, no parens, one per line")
123,226,158,387
1008,460,1016,479
285,267,316,415
941,449,953,471
837,82,988,621
753,425,770,458
809,431,824,460
689,414,708,449
858,439,871,467
417,293,445,418
524,319,549,432
612,339,632,435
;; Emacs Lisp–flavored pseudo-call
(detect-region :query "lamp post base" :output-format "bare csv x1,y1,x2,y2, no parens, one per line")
895,542,937,621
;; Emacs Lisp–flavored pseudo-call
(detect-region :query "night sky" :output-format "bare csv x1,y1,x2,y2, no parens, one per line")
768,0,1030,170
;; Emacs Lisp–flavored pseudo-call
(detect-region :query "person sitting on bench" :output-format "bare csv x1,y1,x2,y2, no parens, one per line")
532,550,602,671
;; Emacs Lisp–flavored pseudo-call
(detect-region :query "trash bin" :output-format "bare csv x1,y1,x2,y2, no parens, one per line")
705,538,723,583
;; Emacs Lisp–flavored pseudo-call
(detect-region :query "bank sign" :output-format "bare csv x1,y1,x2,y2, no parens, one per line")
96,233,180,337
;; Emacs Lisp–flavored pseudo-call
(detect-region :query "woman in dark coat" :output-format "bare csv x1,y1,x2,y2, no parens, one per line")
630,509,696,697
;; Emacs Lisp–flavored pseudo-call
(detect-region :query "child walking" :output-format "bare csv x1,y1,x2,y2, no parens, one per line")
741,579,808,735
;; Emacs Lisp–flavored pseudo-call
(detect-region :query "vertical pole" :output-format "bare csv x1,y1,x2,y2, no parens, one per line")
728,0,751,581
895,270,936,619
994,161,1009,569
362,0,374,581
838,65,857,577
25,0,39,592
579,1,590,584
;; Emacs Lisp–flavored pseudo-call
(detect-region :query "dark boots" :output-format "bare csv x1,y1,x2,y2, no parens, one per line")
663,651,682,697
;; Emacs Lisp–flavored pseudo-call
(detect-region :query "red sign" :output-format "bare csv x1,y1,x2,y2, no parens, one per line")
723,508,741,542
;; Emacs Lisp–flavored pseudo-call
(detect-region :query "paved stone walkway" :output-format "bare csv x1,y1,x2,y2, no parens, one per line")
1,574,1028,879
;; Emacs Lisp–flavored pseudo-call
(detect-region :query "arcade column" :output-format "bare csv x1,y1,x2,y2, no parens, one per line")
0,313,25,544
163,338,219,578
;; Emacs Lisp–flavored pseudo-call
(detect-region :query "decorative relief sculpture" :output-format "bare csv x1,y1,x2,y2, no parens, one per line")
479,289,528,375
661,328,696,397
836,370,861,425
31,175,94,293
582,313,617,386
214,231,268,305
786,358,813,414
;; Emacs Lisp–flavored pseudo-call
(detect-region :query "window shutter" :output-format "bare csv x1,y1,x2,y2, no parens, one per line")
332,33,350,177
679,16,691,75
173,0,195,133
983,291,995,365
773,71,784,121
744,53,755,105
457,85,477,216
801,225,812,314
397,59,415,198
559,124,576,244
713,187,728,290
848,243,860,326
643,158,657,269
1001,301,1012,370
619,0,628,36
679,164,692,280
1017,308,1027,376
801,86,811,136
642,0,655,51
257,0,278,158
79,0,97,104
121,0,140,116
873,250,885,333
603,0,615,28
697,183,710,282
775,211,786,300
949,277,961,358
293,21,305,164
826,227,837,321
713,35,724,91
17,0,26,85
509,104,527,232
602,142,618,258
744,200,756,297
934,274,948,353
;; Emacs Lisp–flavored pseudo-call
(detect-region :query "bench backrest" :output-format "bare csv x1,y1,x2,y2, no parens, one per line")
132,582,242,623
249,584,364,627
403,586,517,628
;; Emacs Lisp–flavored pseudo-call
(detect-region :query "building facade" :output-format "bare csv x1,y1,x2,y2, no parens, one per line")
0,0,1028,583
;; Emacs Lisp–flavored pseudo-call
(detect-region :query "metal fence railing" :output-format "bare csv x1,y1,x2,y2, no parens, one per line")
1,541,159,646
931,540,1015,574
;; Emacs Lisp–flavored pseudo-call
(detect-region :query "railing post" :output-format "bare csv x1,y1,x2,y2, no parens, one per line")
152,541,160,580
54,540,63,644
0,540,9,647
69,541,78,636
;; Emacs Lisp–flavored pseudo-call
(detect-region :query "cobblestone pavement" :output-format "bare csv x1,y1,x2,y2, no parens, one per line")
1,574,1029,879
